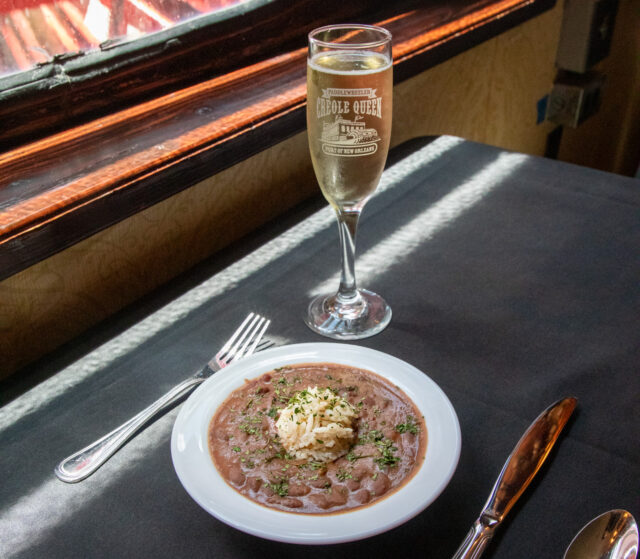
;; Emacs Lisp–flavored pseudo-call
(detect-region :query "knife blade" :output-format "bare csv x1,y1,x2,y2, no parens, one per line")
452,396,577,559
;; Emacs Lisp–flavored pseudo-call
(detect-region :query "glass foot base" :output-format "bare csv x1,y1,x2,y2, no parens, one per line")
305,289,392,340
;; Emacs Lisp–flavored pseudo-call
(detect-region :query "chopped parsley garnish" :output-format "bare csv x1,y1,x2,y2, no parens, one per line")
265,451,283,463
346,450,372,462
336,468,353,481
374,442,400,468
359,429,384,445
358,429,400,469
267,479,289,497
395,416,420,434
239,425,257,435
231,446,241,452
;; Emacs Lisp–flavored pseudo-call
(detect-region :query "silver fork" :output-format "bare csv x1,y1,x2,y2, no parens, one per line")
55,313,270,483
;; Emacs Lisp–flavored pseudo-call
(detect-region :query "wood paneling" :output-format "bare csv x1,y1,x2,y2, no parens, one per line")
0,132,317,376
392,4,562,154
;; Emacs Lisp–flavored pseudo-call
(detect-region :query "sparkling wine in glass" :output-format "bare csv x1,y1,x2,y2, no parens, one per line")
305,24,392,339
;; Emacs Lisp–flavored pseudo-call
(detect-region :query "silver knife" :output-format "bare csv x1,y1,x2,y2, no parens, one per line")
452,396,577,559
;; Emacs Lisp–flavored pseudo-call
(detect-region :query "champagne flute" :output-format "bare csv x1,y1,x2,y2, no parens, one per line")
305,24,392,339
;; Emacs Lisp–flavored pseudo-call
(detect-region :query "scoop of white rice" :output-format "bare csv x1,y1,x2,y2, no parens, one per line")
275,386,357,462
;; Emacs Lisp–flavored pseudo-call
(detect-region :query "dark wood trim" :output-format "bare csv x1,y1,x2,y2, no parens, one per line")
0,0,556,280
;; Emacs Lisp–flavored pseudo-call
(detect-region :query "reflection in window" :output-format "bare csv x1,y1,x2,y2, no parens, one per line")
0,0,248,77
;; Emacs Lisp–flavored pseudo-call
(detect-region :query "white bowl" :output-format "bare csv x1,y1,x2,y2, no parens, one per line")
171,343,461,544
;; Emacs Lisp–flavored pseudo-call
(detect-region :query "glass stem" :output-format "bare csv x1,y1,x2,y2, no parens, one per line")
336,208,361,304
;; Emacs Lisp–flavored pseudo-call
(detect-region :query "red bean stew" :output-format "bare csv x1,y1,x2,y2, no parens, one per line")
208,363,427,514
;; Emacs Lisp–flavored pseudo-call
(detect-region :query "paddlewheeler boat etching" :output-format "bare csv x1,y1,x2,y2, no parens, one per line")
320,115,380,156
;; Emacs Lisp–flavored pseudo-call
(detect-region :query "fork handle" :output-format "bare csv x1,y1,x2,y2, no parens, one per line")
55,375,205,483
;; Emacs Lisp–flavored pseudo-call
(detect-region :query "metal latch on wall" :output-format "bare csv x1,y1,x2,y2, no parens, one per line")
545,0,618,128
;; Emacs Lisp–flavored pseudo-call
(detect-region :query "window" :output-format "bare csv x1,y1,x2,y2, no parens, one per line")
1,0,396,150
0,0,252,78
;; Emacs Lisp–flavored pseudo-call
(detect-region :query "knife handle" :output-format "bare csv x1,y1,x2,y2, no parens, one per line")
452,518,497,559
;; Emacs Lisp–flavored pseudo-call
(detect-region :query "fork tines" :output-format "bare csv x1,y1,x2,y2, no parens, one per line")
217,313,270,367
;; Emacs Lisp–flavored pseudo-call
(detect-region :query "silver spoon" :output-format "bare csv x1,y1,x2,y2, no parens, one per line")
564,509,638,559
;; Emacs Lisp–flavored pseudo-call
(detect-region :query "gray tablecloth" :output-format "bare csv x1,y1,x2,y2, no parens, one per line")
1,136,638,558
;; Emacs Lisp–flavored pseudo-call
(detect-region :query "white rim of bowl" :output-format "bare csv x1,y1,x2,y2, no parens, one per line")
171,342,461,544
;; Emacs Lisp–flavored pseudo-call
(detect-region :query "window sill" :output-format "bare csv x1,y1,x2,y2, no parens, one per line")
0,0,555,281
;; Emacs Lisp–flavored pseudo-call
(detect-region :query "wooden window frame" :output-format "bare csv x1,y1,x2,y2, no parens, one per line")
0,0,556,280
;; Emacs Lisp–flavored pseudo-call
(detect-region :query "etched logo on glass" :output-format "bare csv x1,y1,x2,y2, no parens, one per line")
316,87,382,157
